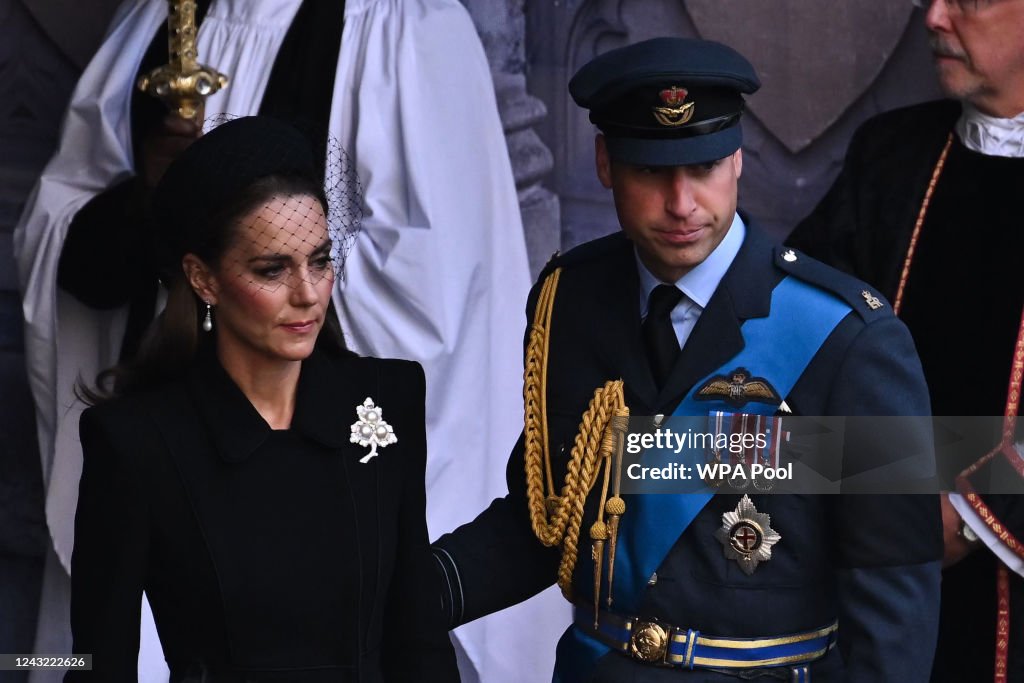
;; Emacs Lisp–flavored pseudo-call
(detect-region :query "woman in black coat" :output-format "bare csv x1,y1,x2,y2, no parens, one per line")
67,116,459,682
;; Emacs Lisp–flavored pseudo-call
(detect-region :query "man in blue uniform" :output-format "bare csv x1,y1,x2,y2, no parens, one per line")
434,38,943,681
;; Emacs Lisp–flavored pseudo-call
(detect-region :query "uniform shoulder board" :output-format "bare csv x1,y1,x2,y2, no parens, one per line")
774,246,893,322
536,250,562,282
537,232,628,282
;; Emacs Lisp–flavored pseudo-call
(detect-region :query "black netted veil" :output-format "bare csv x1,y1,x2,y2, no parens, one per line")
152,115,361,287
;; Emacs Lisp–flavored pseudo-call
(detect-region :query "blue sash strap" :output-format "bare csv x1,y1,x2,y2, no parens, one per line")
615,276,851,610
555,276,851,682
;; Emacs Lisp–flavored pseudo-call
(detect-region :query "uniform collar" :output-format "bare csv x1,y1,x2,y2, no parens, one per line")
956,103,1024,158
635,212,746,311
624,219,776,409
718,220,781,321
187,347,353,462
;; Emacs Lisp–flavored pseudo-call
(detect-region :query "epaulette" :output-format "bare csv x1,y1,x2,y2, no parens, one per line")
536,232,629,283
773,246,893,323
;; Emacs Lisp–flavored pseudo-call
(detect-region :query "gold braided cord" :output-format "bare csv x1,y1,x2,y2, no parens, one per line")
523,267,629,599
554,383,625,597
539,271,558,494
524,268,562,541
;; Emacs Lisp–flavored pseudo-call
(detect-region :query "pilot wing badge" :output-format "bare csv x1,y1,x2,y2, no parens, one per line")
695,367,780,408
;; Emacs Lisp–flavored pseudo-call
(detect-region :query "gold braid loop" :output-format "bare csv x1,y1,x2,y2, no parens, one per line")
554,383,625,598
523,267,629,600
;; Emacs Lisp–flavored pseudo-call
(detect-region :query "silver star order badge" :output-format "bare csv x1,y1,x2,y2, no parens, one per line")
714,495,781,575
350,397,397,463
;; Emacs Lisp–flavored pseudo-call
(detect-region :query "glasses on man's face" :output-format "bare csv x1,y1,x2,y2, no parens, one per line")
911,0,1003,13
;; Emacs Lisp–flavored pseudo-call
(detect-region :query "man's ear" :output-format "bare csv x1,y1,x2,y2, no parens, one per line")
732,148,743,179
595,134,613,189
182,253,218,305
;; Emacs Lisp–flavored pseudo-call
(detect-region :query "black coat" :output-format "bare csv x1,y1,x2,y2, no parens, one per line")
67,349,459,682
789,99,1024,683
435,228,943,682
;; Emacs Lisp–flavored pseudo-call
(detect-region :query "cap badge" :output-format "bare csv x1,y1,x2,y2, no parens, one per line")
695,367,780,408
715,495,781,575
350,397,397,463
653,86,695,127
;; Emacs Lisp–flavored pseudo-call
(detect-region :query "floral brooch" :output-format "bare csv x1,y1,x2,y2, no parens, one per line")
350,397,397,463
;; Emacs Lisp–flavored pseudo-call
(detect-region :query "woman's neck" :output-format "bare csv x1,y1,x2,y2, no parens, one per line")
216,346,302,430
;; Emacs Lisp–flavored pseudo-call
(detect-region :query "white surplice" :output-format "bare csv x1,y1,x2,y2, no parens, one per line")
15,0,567,680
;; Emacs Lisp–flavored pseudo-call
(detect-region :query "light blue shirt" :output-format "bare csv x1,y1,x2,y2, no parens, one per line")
635,213,746,349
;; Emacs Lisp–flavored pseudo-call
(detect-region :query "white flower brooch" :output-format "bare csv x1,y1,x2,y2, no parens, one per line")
350,397,397,463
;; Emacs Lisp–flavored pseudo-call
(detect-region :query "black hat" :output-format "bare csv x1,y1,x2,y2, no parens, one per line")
569,37,760,166
152,115,318,271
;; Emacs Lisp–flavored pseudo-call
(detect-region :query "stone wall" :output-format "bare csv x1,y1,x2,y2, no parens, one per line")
525,0,944,248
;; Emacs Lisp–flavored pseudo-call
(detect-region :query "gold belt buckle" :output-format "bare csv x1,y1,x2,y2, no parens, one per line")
629,619,669,664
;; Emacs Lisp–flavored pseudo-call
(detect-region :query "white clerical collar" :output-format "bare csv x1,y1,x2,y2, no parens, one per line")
956,104,1024,158
635,213,746,310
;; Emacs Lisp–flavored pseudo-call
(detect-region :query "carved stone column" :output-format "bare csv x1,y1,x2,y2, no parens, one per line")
461,0,560,276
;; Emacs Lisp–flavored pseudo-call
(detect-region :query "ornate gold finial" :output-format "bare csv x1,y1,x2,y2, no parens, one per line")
590,520,607,626
137,1,229,121
604,410,629,606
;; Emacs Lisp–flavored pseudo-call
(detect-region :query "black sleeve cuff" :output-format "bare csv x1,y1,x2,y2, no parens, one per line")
432,546,464,629
58,177,155,309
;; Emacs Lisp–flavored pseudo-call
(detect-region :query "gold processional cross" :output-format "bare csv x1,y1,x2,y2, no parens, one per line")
137,0,228,121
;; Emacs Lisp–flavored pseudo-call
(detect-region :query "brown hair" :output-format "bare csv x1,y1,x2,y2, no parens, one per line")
80,173,348,404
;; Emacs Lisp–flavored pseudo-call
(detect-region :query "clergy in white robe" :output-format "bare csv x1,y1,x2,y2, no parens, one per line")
15,0,567,680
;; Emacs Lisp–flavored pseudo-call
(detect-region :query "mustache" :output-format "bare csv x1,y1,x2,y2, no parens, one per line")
929,34,968,60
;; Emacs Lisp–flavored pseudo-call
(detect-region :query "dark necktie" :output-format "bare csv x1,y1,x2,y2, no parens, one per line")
642,284,684,388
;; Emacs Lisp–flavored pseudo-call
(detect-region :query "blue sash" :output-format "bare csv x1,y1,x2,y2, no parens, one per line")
554,276,851,682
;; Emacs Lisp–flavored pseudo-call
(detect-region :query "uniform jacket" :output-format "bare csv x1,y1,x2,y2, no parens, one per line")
67,349,459,682
435,227,943,682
